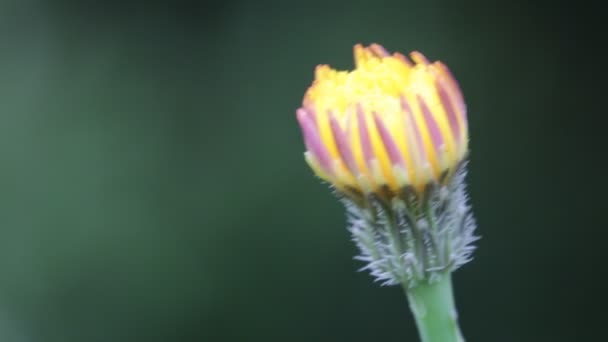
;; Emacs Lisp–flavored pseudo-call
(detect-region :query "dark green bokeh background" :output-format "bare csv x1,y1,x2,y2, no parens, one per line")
0,1,605,341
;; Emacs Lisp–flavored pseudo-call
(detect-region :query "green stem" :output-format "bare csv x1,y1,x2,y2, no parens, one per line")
404,274,465,342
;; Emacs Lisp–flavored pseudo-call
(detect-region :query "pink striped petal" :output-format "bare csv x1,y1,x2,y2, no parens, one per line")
304,105,318,127
329,112,357,174
296,108,333,174
400,94,412,114
356,105,374,166
417,95,444,153
401,95,427,162
438,64,467,125
436,79,461,144
372,112,405,168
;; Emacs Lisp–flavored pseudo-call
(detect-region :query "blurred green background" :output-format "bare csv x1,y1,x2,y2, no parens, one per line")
0,0,605,341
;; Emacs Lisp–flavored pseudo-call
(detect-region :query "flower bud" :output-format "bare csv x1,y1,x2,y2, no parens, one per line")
297,44,468,202
296,44,477,287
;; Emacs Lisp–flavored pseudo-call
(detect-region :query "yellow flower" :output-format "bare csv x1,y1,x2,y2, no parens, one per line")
296,43,468,199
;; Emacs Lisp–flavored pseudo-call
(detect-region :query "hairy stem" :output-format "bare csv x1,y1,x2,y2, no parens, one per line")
404,274,465,342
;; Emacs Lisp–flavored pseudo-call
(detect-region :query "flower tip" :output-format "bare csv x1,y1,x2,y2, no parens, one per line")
353,43,384,67
353,43,365,54
296,108,313,135
410,51,430,65
369,43,389,57
295,107,308,123
394,52,413,67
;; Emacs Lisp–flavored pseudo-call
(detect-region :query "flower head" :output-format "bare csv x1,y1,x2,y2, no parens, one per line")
297,44,468,200
296,44,477,287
